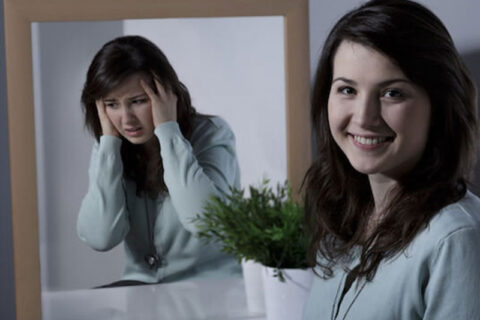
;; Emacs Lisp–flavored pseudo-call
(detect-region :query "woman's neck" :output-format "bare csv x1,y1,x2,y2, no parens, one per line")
141,136,160,158
368,174,398,214
364,174,398,237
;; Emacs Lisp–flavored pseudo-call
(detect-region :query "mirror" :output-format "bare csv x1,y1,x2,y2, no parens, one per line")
32,17,286,291
3,0,310,319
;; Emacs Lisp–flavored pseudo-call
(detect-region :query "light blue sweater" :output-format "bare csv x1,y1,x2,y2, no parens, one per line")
303,191,480,320
77,116,241,283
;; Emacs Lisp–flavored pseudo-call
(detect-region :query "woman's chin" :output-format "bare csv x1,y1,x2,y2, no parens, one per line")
349,161,382,176
122,132,155,145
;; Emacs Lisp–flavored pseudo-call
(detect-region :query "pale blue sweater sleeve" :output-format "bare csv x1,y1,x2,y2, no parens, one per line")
423,226,480,319
155,118,240,234
302,192,480,320
77,117,240,252
77,135,130,251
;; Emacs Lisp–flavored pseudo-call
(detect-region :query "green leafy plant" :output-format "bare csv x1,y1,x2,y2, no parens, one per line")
193,180,310,281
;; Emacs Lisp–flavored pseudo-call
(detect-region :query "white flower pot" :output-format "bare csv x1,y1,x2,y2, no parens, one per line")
262,266,313,320
241,259,265,314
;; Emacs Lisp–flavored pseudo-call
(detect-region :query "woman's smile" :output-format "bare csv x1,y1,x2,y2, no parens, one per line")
328,40,431,180
350,134,394,149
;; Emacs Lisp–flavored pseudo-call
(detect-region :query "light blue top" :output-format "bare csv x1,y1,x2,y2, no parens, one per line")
77,116,241,283
303,191,480,320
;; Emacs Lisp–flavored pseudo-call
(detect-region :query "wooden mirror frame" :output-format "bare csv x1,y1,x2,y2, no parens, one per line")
3,0,311,319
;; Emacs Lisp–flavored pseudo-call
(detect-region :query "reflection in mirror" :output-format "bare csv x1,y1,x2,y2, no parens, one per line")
32,17,285,291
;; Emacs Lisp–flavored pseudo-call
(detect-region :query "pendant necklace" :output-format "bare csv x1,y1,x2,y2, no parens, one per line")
144,198,161,269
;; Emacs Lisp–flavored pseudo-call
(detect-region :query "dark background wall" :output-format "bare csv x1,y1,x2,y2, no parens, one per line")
0,0,17,319
462,51,480,195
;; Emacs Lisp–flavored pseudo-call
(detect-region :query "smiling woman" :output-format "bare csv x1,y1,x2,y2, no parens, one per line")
302,0,480,319
328,40,431,182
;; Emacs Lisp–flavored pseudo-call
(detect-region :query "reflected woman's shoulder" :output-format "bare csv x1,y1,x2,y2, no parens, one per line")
193,114,234,135
189,114,236,150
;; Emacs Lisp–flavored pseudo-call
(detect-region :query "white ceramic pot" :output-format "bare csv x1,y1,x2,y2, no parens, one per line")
262,266,313,320
241,259,266,314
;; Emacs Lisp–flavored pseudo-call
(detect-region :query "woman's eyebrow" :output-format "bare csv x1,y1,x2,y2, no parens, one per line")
331,77,411,86
129,93,148,100
332,77,356,85
377,79,411,87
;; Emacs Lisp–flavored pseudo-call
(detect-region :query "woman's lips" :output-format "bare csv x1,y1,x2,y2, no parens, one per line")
124,127,143,137
349,134,394,150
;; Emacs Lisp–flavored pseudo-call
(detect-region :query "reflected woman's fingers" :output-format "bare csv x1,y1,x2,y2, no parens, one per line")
154,78,168,101
95,99,102,110
95,99,106,117
95,99,118,137
140,79,156,99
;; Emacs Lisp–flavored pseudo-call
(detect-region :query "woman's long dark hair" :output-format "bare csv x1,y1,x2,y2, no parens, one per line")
304,0,478,281
81,35,197,197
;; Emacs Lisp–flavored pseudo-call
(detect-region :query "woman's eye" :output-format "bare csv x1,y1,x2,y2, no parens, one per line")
132,98,148,105
383,89,403,99
338,86,356,95
104,102,117,109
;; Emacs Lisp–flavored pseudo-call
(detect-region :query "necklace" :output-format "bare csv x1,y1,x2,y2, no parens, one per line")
144,198,161,269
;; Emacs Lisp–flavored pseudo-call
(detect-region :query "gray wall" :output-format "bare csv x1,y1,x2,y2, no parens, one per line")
32,21,125,291
0,0,16,319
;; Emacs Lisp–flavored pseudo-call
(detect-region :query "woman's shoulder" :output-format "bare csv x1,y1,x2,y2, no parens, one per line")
415,191,480,251
191,115,235,143
193,114,233,131
431,191,480,232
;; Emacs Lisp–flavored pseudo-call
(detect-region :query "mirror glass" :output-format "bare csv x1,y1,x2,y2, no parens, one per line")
32,17,286,291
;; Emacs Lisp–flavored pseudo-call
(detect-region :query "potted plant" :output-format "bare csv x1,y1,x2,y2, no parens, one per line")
193,180,313,319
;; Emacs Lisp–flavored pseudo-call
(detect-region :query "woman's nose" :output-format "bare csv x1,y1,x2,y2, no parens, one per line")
352,93,382,127
120,105,135,119
119,105,137,125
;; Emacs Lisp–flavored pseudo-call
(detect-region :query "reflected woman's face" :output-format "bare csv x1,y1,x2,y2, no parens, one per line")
103,72,155,144
327,40,431,180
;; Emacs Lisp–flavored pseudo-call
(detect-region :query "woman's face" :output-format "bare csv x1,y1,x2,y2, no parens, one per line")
103,72,155,144
327,40,431,180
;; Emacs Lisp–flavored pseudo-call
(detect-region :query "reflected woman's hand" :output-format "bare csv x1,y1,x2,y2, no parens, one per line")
140,78,178,127
95,99,120,137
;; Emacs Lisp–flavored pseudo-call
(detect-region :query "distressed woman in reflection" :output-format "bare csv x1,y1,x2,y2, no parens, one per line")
303,0,480,318
77,35,241,286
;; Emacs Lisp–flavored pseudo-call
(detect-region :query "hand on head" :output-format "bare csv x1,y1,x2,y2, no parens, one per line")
140,77,178,127
96,99,120,137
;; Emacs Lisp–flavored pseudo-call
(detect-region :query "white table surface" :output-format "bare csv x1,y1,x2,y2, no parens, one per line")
42,276,266,320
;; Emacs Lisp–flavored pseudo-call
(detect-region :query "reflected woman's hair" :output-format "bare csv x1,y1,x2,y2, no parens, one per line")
81,36,198,196
304,0,478,280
